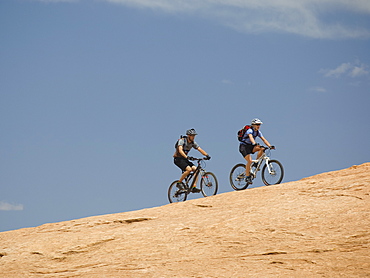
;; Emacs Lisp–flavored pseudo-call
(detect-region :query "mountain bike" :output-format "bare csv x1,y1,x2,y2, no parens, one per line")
168,157,218,203
229,146,284,190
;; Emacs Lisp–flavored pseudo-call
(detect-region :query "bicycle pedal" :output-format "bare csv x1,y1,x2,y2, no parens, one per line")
236,173,245,181
174,190,186,197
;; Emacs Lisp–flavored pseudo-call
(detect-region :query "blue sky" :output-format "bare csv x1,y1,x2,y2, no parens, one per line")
1,0,369,232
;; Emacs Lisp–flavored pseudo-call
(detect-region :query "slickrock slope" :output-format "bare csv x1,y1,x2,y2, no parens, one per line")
1,163,369,277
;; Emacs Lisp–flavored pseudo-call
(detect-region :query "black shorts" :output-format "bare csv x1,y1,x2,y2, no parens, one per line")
239,143,255,157
174,157,194,172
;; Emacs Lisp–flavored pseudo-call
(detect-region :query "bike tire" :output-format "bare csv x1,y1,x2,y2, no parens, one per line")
168,180,188,203
200,172,218,197
229,163,249,190
262,160,284,186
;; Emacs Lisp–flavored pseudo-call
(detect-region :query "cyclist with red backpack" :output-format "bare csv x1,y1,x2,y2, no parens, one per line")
173,128,211,193
239,118,275,184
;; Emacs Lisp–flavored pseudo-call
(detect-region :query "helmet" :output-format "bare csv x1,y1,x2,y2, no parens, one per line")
186,128,198,135
251,118,263,125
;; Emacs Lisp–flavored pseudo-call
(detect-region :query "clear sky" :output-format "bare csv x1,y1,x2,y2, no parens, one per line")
1,0,369,232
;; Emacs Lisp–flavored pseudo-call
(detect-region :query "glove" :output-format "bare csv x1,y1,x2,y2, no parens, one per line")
269,146,275,150
205,155,211,160
187,156,195,161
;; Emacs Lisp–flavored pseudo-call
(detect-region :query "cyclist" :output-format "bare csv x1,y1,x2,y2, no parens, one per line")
173,128,211,193
239,118,275,184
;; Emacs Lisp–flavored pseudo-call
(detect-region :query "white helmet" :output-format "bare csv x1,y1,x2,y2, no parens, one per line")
251,118,263,125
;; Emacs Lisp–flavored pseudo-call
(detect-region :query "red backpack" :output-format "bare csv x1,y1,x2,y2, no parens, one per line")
237,125,251,141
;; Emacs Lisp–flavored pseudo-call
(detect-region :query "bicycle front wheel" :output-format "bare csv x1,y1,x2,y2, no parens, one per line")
262,160,284,186
229,163,249,190
168,180,188,203
200,172,218,197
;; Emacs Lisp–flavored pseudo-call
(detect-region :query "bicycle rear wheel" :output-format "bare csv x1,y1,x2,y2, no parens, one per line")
229,163,249,190
168,180,188,203
200,172,218,197
262,160,284,185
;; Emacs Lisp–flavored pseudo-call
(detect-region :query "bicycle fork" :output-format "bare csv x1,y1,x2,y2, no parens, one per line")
264,159,276,175
200,169,214,187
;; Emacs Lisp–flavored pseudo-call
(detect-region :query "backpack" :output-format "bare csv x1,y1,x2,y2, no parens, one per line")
237,125,251,141
175,135,187,148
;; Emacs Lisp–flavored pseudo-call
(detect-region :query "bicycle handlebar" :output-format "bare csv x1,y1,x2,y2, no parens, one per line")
187,156,210,161
260,145,275,151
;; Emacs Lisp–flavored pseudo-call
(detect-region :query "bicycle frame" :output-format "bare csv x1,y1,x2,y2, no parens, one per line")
250,148,273,179
184,160,205,189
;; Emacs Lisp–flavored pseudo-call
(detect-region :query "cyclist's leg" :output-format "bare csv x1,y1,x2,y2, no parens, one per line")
190,166,201,193
240,144,253,183
180,165,193,182
254,145,264,160
174,157,193,183
244,154,253,176
190,165,198,187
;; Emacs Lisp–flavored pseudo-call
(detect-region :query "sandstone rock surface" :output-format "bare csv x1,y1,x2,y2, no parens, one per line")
1,163,369,277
